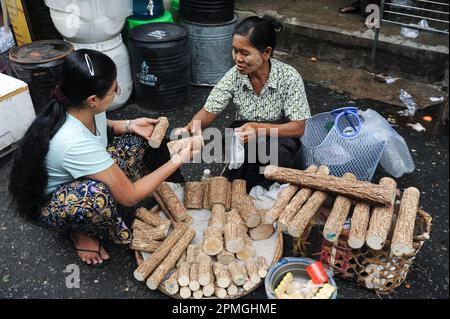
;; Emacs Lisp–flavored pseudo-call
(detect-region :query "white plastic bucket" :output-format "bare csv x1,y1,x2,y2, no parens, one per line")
70,35,133,111
45,0,132,43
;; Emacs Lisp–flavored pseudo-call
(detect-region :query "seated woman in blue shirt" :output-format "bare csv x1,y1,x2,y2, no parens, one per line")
9,50,194,267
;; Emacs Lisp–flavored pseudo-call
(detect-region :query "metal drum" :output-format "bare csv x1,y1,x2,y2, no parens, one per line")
182,15,236,86
129,23,191,111
9,40,74,114
180,0,234,24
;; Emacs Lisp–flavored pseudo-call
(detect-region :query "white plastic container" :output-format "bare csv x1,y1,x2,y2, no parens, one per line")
70,35,133,111
45,0,132,43
0,73,36,157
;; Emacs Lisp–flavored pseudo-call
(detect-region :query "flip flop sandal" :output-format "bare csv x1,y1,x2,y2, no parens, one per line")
70,234,111,269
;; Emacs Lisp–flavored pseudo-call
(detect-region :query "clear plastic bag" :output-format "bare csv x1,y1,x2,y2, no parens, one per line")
229,130,245,170
360,109,415,178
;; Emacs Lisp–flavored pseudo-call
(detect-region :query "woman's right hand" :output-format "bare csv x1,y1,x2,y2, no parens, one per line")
170,138,202,165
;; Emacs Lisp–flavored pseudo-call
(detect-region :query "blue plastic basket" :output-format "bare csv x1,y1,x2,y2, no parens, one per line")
301,107,386,181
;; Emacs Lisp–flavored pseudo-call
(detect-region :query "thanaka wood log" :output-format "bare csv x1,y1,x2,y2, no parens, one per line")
228,262,248,286
167,135,204,157
186,245,198,263
256,256,268,278
276,165,321,231
184,182,204,209
177,262,191,287
163,270,179,295
226,209,246,226
179,286,192,299
348,202,371,249
202,270,215,297
152,192,173,221
134,223,189,281
202,179,212,210
245,259,261,284
209,204,227,228
227,282,238,297
146,228,195,290
323,173,357,242
225,181,232,211
214,287,227,299
265,184,300,224
196,250,212,286
391,187,420,257
224,221,246,254
130,239,161,253
235,195,260,228
156,182,188,222
149,117,169,149
135,207,171,231
189,262,200,291
236,234,255,261
193,289,204,299
248,209,274,241
176,251,186,269
217,250,235,265
231,179,247,210
133,222,169,240
366,178,398,250
202,225,224,256
212,262,231,288
209,177,229,206
264,165,396,206
243,280,256,292
287,167,330,238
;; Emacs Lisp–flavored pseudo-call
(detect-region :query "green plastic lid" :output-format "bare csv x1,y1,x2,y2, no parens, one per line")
127,11,174,30
171,0,179,11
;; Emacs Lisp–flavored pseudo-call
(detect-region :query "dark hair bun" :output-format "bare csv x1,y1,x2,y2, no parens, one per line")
262,15,283,32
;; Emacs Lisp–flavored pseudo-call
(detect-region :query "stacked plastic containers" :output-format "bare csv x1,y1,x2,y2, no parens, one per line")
180,0,237,86
44,0,133,111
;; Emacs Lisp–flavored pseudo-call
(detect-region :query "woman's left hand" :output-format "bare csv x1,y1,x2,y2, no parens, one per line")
130,118,160,141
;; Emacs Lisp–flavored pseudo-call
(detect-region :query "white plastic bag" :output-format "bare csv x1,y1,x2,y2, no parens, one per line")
0,27,15,54
360,109,415,178
229,130,245,170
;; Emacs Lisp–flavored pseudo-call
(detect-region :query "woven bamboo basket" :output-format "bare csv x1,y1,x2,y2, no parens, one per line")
292,206,432,294
135,232,283,299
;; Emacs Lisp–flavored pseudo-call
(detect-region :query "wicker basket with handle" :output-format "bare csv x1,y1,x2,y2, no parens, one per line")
292,206,432,294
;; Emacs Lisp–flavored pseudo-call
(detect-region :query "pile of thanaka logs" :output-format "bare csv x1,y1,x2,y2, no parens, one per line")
264,165,422,257
132,175,276,299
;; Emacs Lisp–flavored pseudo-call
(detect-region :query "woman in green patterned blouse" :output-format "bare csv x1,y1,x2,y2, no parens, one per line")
179,15,312,190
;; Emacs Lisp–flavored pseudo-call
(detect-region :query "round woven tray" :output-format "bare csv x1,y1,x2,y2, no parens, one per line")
135,232,283,299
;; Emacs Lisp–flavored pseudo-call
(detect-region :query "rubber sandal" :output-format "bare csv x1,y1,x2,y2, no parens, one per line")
70,234,111,269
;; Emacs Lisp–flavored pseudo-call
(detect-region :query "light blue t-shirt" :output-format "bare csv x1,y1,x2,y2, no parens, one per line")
45,112,114,194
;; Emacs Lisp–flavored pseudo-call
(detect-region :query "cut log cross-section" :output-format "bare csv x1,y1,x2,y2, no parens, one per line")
177,262,191,287
236,234,255,261
217,250,235,265
265,184,299,224
156,182,188,222
148,117,169,149
235,195,260,228
228,262,248,286
288,167,330,238
323,173,357,242
184,182,204,209
366,177,398,250
202,270,215,297
391,187,420,257
249,209,275,241
231,179,247,210
146,228,195,290
348,202,371,249
256,256,268,278
134,223,189,281
202,225,224,256
163,270,179,296
245,259,261,284
264,165,396,206
277,165,321,232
